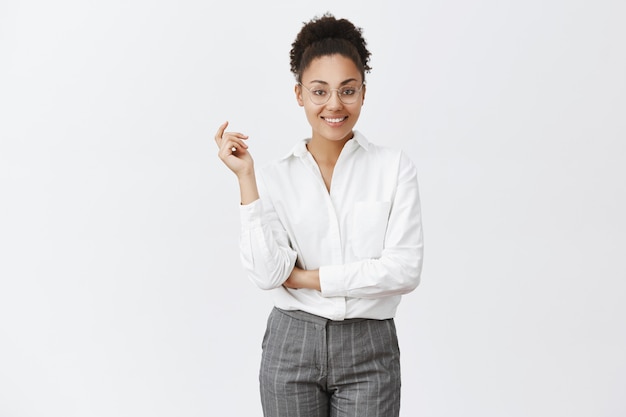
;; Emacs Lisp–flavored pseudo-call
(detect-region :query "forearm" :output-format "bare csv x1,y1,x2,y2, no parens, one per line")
283,267,321,291
318,244,423,298
284,251,421,298
237,170,260,205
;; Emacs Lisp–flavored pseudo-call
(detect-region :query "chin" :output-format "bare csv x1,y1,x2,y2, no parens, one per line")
319,126,354,142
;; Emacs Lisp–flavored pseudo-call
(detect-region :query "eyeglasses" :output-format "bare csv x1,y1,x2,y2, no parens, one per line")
299,82,364,105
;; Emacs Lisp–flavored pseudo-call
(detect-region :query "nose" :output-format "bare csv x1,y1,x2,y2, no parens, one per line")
326,89,343,109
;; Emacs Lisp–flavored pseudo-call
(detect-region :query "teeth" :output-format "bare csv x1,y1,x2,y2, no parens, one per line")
325,117,346,123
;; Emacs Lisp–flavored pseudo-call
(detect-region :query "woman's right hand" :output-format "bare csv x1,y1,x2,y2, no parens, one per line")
215,121,253,177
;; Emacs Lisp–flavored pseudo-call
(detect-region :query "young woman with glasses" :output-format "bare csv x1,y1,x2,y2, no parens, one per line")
215,13,424,417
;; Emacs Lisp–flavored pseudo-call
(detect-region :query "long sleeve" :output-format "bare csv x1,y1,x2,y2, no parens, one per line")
239,195,298,291
319,152,424,299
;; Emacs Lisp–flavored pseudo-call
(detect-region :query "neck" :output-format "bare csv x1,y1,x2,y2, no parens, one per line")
307,131,353,164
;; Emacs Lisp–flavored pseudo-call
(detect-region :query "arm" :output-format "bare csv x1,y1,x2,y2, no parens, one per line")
284,267,320,291
322,152,423,298
239,196,298,290
215,121,297,289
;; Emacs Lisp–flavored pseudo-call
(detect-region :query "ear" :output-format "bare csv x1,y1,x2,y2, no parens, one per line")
361,84,366,104
295,84,304,107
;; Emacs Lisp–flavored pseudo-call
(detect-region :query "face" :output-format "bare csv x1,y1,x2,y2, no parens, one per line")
295,54,366,144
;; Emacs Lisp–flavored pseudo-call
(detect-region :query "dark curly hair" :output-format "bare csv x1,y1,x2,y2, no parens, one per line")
290,13,372,82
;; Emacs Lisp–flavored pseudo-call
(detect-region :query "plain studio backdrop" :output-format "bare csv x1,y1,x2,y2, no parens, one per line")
1,0,625,416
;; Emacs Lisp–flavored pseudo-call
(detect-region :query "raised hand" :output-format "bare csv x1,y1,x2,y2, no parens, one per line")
215,121,253,177
214,121,259,205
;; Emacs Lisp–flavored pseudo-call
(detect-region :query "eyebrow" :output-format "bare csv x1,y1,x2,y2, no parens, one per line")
307,78,360,86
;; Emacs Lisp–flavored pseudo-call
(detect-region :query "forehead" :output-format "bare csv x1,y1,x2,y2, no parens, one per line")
301,54,362,84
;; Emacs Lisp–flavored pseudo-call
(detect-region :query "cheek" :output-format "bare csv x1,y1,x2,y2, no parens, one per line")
305,109,319,123
349,104,363,117
303,104,319,117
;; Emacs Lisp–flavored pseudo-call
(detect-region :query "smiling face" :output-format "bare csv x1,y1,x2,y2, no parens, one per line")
295,54,366,145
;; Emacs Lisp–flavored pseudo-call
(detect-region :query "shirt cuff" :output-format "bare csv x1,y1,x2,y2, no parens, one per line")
319,264,347,297
239,198,262,229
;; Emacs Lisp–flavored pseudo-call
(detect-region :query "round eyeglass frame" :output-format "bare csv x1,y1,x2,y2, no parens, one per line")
298,82,365,105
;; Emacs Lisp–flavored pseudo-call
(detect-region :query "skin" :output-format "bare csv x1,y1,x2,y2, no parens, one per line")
296,55,366,192
215,53,366,292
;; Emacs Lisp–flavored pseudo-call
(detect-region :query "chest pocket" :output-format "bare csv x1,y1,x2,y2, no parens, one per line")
351,201,391,259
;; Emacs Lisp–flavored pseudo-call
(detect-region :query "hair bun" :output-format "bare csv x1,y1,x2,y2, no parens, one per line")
290,13,372,80
304,13,359,45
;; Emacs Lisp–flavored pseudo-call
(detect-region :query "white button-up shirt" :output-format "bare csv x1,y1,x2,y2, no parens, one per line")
239,131,423,320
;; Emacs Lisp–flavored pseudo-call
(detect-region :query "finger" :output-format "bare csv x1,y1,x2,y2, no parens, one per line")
221,132,250,141
225,139,249,153
214,121,229,144
217,129,250,149
220,133,250,150
219,137,249,158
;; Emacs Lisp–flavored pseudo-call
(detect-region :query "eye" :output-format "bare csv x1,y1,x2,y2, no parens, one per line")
341,87,357,96
312,89,328,96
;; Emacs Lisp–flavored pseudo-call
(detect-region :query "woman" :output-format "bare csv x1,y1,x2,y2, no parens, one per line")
215,13,423,417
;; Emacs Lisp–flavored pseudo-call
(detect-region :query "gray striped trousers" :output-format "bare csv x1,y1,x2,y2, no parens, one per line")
260,307,401,417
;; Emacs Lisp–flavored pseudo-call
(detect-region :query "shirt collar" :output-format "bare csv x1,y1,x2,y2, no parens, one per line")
282,130,370,160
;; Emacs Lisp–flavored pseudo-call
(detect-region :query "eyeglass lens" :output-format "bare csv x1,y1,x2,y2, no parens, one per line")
304,85,362,105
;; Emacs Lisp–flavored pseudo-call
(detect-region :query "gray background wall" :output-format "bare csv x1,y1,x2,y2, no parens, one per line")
1,0,625,416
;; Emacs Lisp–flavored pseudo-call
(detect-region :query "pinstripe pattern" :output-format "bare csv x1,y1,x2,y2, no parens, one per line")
260,308,401,417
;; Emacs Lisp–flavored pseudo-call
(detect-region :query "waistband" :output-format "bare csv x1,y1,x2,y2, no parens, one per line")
274,307,389,326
